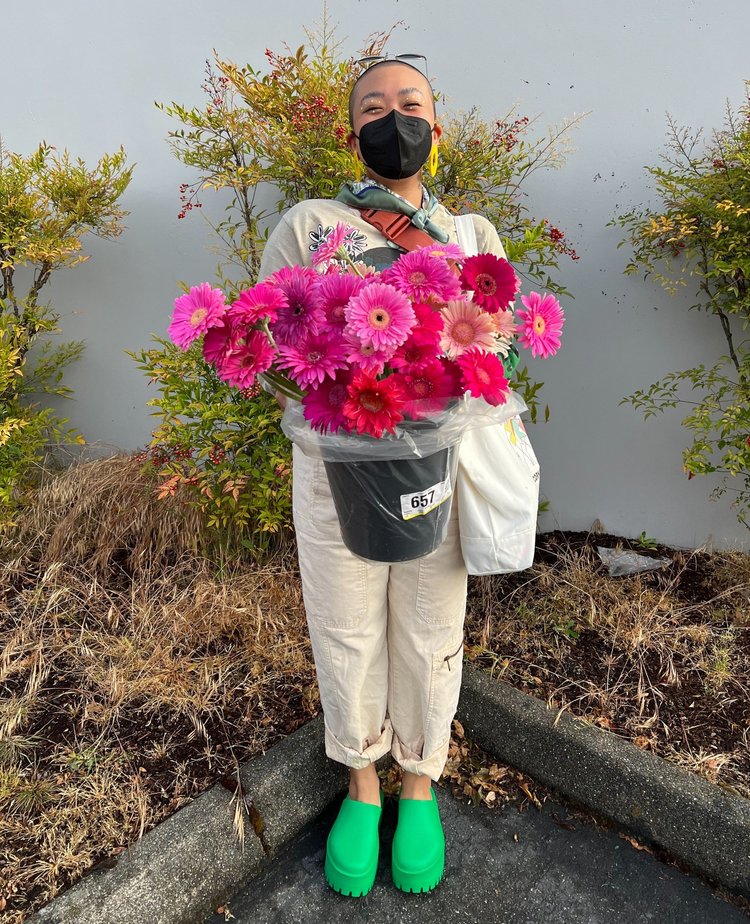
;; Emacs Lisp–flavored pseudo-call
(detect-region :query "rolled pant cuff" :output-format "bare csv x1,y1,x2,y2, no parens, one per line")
391,732,451,782
324,715,394,769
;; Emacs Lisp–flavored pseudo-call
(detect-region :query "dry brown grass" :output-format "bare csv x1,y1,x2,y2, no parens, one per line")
463,531,750,800
1,457,749,920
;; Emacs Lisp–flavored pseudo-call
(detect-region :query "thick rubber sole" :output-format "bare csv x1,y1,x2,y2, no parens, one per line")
391,786,445,894
324,789,384,898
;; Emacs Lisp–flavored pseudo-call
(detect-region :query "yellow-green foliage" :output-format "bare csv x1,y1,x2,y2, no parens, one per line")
0,141,133,531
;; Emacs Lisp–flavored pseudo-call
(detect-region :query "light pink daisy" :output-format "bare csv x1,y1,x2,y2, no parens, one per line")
317,272,367,332
394,359,456,418
230,283,288,325
516,291,565,358
456,349,509,406
302,369,353,434
491,309,519,340
266,265,325,344
344,282,415,351
460,253,520,313
440,299,497,358
383,250,462,303
169,283,227,350
311,222,357,268
215,329,275,388
276,330,349,388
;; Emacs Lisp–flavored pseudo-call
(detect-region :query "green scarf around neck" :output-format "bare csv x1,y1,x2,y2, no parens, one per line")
335,180,449,243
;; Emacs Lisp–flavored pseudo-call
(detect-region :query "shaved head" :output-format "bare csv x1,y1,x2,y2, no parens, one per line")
348,60,436,128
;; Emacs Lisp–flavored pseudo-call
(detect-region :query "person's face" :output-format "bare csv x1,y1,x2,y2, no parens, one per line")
347,63,442,174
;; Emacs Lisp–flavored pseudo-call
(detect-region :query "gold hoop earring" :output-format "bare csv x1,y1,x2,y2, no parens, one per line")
428,144,439,177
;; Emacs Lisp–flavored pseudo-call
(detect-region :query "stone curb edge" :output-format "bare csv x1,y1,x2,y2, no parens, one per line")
457,660,750,900
28,662,749,922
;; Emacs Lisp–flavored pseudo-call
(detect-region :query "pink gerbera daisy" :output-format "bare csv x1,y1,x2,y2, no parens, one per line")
302,368,353,434
215,329,275,389
169,282,227,350
344,282,415,351
389,328,441,371
456,349,509,405
266,265,325,344
202,319,233,366
460,253,520,313
276,330,350,388
383,250,462,303
413,302,444,336
516,291,565,358
230,282,288,325
343,369,406,438
311,222,357,268
440,299,497,359
394,359,456,418
491,309,519,340
414,241,466,263
344,332,396,376
317,272,367,332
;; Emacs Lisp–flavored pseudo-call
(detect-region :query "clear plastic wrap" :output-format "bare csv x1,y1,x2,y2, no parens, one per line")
279,389,528,461
280,389,530,562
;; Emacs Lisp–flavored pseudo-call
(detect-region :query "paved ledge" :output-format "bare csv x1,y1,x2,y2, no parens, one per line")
457,660,750,900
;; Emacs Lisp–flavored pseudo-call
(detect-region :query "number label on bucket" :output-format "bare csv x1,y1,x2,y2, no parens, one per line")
400,476,452,521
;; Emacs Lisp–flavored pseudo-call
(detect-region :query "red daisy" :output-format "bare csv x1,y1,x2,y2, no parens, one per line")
342,370,406,438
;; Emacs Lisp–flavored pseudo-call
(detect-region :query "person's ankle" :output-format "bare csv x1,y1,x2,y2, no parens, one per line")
348,767,381,805
399,771,433,800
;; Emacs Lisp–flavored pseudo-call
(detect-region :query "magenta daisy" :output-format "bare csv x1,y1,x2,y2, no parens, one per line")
276,330,349,388
440,299,497,359
317,272,367,332
266,265,325,344
169,282,227,350
414,241,466,263
311,222,357,268
344,282,415,351
302,369,353,434
389,328,441,371
215,329,275,389
383,250,462,303
456,349,509,405
202,319,233,366
460,253,520,313
394,359,456,418
343,370,407,438
230,282,288,325
413,302,444,336
516,291,565,358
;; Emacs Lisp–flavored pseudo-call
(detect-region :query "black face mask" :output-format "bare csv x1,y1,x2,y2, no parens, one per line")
354,109,434,180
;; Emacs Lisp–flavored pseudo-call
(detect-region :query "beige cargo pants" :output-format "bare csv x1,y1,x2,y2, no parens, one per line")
292,442,467,782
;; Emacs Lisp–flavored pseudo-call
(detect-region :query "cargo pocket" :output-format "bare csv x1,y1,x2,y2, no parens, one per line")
423,631,464,751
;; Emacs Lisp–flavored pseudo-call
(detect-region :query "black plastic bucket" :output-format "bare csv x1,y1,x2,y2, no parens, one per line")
323,441,460,562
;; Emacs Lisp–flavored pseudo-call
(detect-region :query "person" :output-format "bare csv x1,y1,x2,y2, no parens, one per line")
256,56,511,897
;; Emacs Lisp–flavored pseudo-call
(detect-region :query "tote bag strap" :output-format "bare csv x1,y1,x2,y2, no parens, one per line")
453,213,479,258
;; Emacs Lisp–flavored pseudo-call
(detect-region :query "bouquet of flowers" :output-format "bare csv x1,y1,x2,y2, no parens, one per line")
167,221,565,445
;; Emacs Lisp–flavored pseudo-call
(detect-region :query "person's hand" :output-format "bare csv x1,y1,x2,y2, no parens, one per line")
275,390,287,410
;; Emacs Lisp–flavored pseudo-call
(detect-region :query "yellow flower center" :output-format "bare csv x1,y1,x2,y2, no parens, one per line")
368,307,391,329
533,315,546,334
191,307,207,326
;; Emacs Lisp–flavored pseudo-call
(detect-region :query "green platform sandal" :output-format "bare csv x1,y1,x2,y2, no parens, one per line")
324,788,384,897
391,786,445,893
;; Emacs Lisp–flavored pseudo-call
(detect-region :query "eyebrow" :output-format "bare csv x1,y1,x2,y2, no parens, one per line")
359,87,426,109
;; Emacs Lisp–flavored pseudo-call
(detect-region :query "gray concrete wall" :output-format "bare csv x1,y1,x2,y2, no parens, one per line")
5,0,749,550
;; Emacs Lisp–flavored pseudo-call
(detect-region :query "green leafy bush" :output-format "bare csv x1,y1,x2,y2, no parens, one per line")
610,81,750,529
0,140,132,531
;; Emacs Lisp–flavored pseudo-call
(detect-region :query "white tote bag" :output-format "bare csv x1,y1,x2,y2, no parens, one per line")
453,214,541,574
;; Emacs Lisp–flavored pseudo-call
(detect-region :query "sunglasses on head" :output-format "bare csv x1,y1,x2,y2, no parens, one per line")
356,53,429,79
